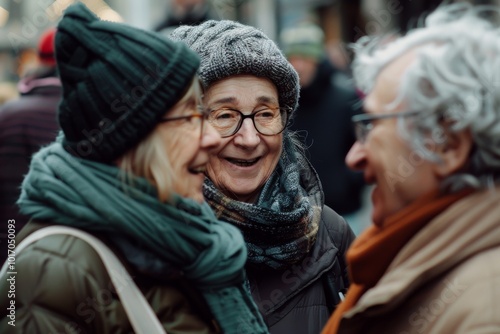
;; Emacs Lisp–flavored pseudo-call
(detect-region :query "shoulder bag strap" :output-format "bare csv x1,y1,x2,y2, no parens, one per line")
320,206,349,313
0,226,166,334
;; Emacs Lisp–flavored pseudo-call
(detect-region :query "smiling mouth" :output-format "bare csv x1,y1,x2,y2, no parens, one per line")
226,157,260,167
188,166,206,175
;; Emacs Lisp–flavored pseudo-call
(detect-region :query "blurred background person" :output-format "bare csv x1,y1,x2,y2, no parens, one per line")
281,23,366,231
171,20,355,334
0,27,60,263
0,3,268,333
154,0,216,36
323,3,500,333
0,82,18,106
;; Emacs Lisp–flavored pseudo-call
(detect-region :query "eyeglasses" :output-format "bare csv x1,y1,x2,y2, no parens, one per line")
352,110,420,143
159,113,207,135
207,107,290,138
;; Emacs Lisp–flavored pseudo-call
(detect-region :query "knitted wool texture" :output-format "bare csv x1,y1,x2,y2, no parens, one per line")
18,142,269,334
56,3,199,163
203,133,323,270
280,23,325,60
170,20,299,114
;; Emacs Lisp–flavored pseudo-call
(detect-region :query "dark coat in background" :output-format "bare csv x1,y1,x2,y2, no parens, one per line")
289,59,364,215
0,68,61,262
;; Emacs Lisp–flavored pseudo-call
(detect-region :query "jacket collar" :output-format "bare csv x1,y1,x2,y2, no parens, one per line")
249,213,339,315
345,186,500,318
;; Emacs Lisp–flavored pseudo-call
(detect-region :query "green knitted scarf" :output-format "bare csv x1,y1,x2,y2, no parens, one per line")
17,142,268,334
204,133,323,270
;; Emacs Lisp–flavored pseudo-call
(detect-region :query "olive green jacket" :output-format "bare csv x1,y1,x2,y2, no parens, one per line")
0,222,220,334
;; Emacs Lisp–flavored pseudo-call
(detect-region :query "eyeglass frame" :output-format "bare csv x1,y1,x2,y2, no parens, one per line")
352,110,421,143
206,106,291,138
159,112,207,135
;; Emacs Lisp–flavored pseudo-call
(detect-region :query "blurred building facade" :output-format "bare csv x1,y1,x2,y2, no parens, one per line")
2,0,498,83
0,0,497,236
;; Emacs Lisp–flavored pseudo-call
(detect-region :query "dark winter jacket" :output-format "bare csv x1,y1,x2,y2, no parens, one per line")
0,68,60,262
289,59,364,215
247,205,355,334
0,221,219,334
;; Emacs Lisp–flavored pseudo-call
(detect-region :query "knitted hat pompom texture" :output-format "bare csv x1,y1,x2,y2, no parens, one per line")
55,2,200,163
38,27,57,66
170,20,299,115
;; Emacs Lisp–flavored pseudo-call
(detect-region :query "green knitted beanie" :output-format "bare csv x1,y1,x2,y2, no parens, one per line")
280,23,325,60
56,2,200,163
170,20,299,115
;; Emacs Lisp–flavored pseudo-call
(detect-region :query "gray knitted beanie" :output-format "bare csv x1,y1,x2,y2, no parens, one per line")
170,20,299,114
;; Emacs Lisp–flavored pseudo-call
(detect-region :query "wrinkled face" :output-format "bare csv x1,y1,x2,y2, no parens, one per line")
288,55,318,88
346,51,440,227
160,84,221,202
204,75,283,203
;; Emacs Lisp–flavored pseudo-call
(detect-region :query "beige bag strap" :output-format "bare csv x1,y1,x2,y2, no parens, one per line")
0,226,166,334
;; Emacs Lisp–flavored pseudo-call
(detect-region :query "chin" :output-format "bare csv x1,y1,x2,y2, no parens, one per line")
179,188,204,203
190,193,205,203
371,208,385,227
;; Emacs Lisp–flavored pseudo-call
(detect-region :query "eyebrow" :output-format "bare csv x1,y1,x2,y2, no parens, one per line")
256,96,278,104
209,95,279,107
210,97,237,105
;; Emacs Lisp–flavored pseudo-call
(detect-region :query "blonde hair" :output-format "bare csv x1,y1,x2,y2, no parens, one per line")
117,77,200,202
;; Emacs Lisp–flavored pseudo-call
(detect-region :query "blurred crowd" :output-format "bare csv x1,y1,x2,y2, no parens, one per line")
1,1,500,334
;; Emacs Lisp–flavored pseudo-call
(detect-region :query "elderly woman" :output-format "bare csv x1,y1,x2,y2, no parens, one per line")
322,3,500,334
0,4,268,334
171,21,355,334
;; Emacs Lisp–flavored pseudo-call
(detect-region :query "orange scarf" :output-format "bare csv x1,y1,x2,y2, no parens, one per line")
321,188,473,334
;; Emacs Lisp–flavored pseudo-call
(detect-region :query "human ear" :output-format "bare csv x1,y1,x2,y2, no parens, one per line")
433,127,473,177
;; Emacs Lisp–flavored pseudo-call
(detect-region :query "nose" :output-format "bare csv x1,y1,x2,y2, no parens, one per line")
233,118,260,148
201,121,221,151
345,141,367,171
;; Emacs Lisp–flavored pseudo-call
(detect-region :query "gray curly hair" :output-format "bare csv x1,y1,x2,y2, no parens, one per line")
352,3,500,191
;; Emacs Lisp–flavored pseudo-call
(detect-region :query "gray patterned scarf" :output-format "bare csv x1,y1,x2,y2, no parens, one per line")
203,133,323,270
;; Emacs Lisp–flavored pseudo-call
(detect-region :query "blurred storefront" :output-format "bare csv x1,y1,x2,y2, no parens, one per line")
0,0,125,81
1,0,499,83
